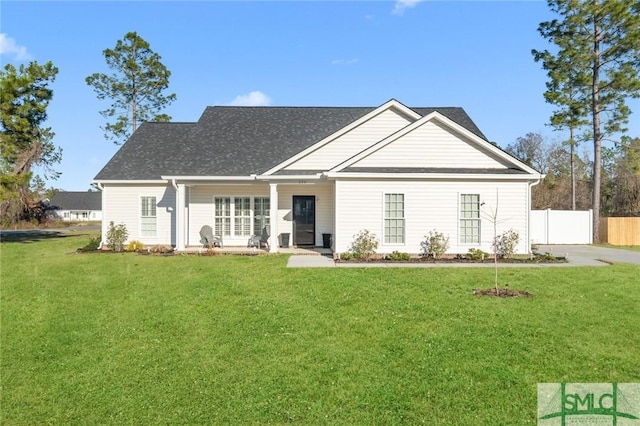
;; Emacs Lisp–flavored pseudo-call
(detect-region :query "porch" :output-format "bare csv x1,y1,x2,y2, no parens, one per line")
182,245,333,256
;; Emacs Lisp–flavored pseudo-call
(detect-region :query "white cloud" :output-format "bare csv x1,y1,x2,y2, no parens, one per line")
229,91,272,106
331,58,359,65
392,0,422,15
0,33,32,61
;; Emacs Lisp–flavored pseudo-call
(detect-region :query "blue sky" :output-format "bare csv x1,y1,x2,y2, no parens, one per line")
1,0,638,191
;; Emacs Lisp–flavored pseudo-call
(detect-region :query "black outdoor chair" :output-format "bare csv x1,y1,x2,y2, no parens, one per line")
199,225,223,248
247,225,270,249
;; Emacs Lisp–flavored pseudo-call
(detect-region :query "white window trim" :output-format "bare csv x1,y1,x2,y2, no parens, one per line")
383,192,405,246
458,193,481,245
140,195,158,238
213,195,271,238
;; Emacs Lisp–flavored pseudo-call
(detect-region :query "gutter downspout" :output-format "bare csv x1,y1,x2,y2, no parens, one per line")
96,182,106,248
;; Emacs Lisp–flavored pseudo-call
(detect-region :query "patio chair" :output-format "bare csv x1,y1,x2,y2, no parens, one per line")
247,225,270,249
199,225,223,248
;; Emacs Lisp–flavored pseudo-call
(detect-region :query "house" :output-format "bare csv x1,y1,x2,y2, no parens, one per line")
94,99,543,254
50,191,102,222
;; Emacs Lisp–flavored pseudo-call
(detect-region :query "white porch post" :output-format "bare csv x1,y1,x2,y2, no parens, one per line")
269,183,278,253
176,183,186,251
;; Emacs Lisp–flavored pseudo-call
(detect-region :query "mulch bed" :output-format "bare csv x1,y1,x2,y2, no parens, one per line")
473,288,533,298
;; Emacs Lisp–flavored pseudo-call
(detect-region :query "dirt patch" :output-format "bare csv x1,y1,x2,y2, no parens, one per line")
473,288,533,298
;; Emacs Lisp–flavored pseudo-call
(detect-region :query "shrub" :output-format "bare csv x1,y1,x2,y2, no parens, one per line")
420,230,449,259
79,234,101,252
338,252,353,261
349,230,379,260
388,251,411,262
466,248,490,261
126,240,144,252
105,221,128,252
149,245,174,254
494,229,520,259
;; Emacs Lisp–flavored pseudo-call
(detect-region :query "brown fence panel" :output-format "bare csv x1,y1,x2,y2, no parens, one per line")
600,217,640,245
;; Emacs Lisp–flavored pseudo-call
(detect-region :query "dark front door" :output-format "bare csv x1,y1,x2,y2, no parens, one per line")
293,196,315,246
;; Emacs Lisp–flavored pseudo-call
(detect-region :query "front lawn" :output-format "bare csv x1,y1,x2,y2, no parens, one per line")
2,232,639,424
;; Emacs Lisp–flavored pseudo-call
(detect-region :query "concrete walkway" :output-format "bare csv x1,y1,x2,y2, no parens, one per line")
286,245,640,268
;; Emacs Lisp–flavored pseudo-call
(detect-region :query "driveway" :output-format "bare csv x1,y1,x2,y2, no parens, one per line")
536,244,640,266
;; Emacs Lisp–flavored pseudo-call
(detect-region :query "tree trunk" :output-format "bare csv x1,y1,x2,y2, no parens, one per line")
592,0,601,243
570,127,576,210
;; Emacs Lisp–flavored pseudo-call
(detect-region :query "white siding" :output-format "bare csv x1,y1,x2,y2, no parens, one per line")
334,180,530,255
188,185,270,246
187,183,334,247
274,183,334,247
102,184,175,246
285,109,411,170
353,120,507,169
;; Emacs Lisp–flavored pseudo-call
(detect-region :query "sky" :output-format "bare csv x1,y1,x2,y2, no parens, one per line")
1,0,639,191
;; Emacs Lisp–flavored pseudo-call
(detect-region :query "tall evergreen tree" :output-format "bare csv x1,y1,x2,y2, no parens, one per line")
533,0,640,241
86,32,176,144
1,61,60,223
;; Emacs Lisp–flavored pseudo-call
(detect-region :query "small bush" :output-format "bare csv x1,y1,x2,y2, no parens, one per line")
466,248,490,261
349,230,379,260
338,252,353,261
126,240,144,252
105,222,128,252
420,230,449,259
149,245,174,254
79,234,101,252
388,251,411,261
494,229,520,259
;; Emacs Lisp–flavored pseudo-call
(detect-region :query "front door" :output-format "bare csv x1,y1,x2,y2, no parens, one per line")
293,196,315,246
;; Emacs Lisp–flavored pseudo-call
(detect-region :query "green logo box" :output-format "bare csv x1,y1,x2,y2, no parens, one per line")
538,383,640,425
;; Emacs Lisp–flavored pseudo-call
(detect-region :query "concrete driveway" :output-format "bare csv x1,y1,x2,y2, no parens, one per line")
536,244,640,266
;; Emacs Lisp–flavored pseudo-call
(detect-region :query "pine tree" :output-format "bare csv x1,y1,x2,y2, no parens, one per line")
1,61,60,224
86,32,176,144
533,0,640,241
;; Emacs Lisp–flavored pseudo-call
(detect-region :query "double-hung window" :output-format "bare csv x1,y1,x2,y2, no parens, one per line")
253,197,270,234
384,193,405,244
215,197,231,236
141,196,157,237
234,197,251,236
460,194,480,244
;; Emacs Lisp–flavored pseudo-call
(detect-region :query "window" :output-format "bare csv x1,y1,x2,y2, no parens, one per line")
234,197,251,236
141,196,157,237
63,212,69,218
82,212,88,219
253,197,270,234
215,197,231,236
216,196,271,237
384,193,405,244
460,194,480,244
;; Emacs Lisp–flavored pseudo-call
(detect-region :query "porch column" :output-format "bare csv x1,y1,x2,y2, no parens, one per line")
269,183,278,253
176,183,186,251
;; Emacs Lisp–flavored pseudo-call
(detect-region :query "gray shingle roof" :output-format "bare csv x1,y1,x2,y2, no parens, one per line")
50,191,102,210
94,104,487,181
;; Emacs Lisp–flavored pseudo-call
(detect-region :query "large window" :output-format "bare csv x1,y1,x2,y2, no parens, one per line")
253,197,270,234
141,196,157,237
460,194,480,244
234,197,251,236
215,197,231,236
215,196,270,237
384,193,405,244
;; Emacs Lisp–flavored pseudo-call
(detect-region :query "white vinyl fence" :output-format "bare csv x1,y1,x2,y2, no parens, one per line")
530,209,593,244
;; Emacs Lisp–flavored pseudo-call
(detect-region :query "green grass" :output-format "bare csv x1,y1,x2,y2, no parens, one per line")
2,232,639,424
594,243,640,252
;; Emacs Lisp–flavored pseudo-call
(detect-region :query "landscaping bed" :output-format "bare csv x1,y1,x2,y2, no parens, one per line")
334,253,567,264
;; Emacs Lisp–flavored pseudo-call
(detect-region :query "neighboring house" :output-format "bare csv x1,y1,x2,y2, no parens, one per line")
94,99,543,254
50,191,103,222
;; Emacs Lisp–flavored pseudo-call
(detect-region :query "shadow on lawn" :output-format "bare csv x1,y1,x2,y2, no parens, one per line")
0,230,90,244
